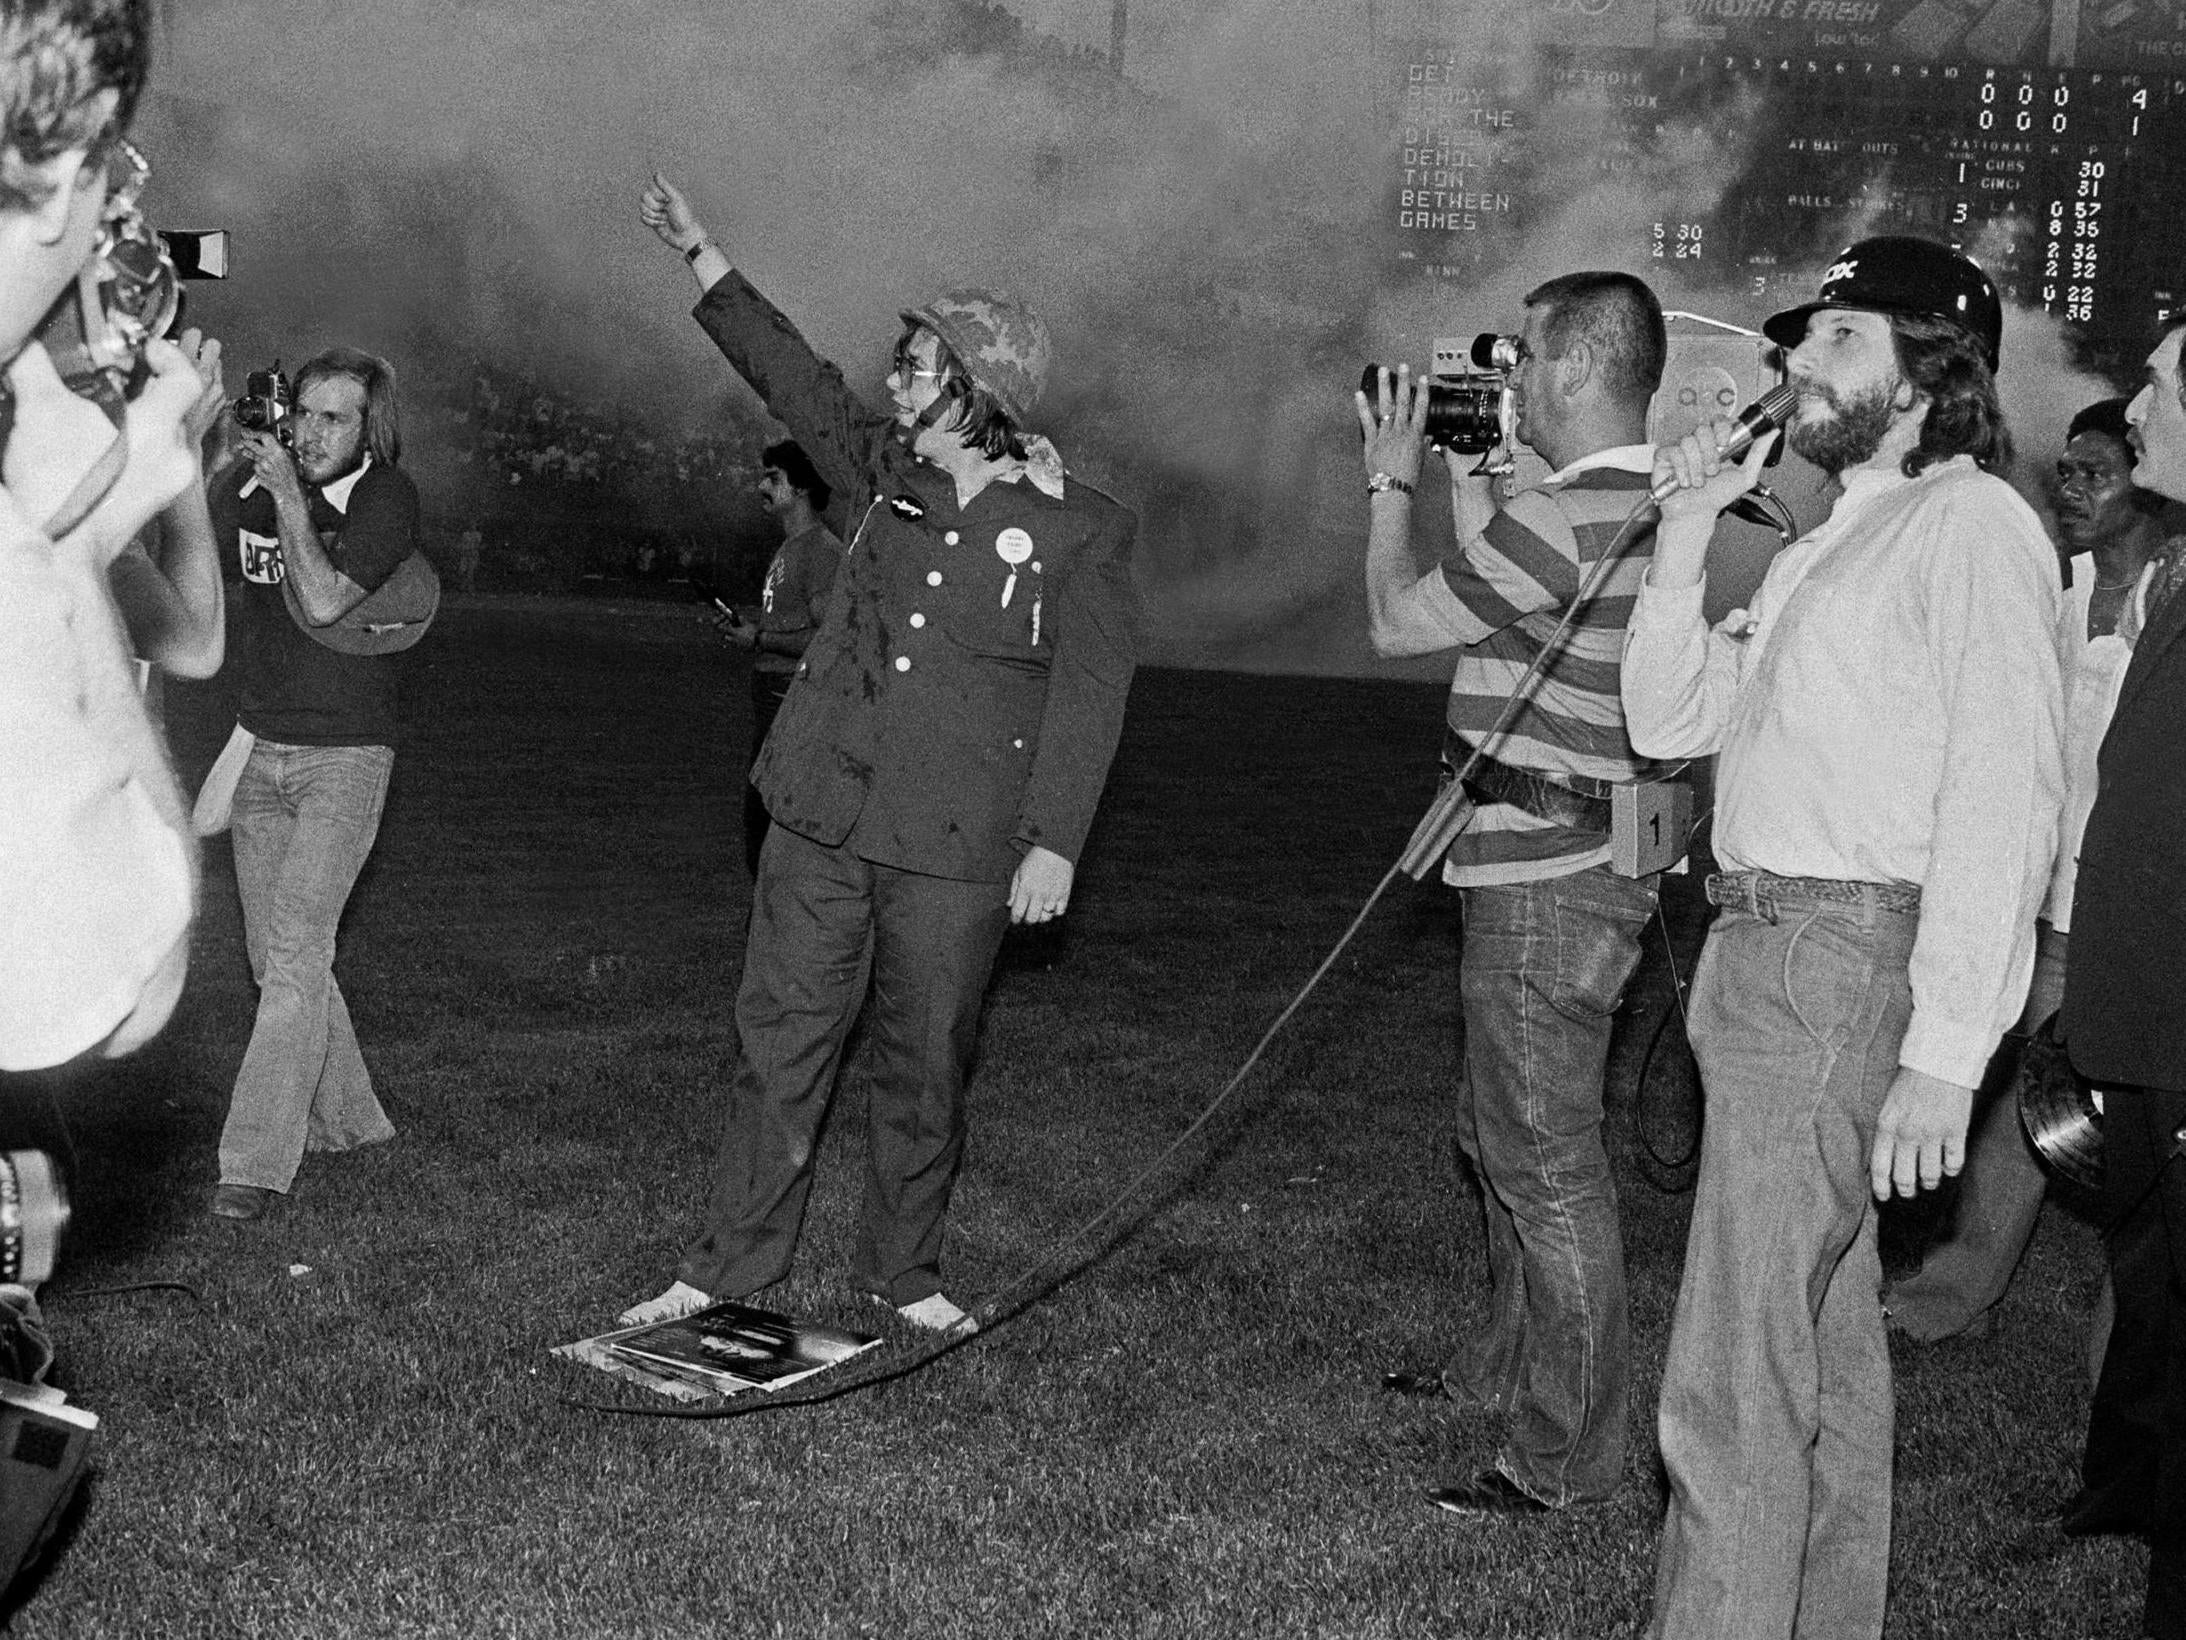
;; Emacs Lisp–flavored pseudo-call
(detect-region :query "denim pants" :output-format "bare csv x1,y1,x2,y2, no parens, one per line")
1447,863,1657,1506
679,824,1011,1307
1649,888,1917,1640
219,741,396,1192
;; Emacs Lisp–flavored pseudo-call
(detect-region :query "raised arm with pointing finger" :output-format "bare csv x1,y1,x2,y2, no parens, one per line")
618,170,1140,1336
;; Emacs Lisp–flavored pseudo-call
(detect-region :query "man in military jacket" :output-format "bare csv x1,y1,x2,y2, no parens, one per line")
622,173,1139,1333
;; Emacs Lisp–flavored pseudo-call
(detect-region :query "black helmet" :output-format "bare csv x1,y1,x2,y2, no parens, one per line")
1763,236,2003,371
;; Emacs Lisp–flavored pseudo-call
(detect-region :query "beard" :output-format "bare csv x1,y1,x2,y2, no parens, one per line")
1786,376,1901,475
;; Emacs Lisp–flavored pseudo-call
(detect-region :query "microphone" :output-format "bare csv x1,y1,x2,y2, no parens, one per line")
1651,382,1798,504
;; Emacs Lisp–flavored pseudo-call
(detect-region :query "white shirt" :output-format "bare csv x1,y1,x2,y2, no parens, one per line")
2044,551,2150,932
1622,456,2064,1087
0,496,194,1068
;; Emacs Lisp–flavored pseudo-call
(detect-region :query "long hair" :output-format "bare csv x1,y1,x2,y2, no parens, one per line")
295,346,401,468
0,0,151,210
1890,312,2011,476
893,322,1027,462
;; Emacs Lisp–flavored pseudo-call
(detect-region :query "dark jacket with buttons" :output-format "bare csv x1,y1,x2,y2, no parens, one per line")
695,272,1140,884
2064,573,2186,1092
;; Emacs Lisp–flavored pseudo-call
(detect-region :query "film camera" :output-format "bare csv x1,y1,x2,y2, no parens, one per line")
1358,333,1521,455
35,138,226,417
233,361,292,442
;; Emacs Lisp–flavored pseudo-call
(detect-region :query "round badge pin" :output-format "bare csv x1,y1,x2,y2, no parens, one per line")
995,527,1034,566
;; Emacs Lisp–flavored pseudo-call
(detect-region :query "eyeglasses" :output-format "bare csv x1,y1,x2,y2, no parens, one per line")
890,341,948,385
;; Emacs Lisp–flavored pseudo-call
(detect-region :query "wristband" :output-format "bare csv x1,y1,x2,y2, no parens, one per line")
683,238,714,264
1366,471,1414,498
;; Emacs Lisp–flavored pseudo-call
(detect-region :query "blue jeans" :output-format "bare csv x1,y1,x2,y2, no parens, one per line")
1447,863,1657,1506
1649,887,1917,1640
220,741,396,1192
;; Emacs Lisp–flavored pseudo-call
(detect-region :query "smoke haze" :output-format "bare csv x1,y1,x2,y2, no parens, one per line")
138,0,2118,672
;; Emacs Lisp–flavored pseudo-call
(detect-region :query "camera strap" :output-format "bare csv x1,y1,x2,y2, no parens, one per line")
39,428,126,542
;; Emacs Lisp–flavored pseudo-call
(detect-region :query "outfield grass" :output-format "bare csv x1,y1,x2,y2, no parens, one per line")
11,599,2139,1637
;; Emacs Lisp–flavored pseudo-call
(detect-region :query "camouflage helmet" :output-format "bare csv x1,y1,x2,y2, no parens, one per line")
899,287,1053,426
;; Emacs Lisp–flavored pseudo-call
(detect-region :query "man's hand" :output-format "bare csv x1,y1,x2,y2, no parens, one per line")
175,327,227,448
1644,417,1779,592
238,426,305,509
2,339,121,528
1869,1067,1976,1200
1009,845,1074,925
712,605,758,651
6,336,208,563
639,172,708,255
1649,417,1778,524
1353,364,1429,495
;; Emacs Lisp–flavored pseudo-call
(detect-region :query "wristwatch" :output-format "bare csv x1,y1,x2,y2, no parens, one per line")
1367,471,1415,498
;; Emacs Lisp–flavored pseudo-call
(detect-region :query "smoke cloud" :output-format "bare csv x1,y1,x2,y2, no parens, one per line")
136,0,2118,673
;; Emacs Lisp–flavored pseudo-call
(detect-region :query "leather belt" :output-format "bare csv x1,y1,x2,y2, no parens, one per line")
1705,871,1922,917
1455,742,1615,833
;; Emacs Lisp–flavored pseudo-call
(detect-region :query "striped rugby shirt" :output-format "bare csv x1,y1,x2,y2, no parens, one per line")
1436,446,1666,888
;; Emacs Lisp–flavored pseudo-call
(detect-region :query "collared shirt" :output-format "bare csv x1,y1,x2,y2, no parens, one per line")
1410,444,1664,888
1623,455,2064,1086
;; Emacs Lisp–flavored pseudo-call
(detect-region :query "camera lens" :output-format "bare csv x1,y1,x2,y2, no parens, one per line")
0,1152,68,1287
1357,363,1505,454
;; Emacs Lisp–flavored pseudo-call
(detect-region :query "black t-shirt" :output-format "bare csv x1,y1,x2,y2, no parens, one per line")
220,459,417,746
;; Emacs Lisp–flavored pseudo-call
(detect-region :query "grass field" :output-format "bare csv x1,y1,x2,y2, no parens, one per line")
7,598,2140,1638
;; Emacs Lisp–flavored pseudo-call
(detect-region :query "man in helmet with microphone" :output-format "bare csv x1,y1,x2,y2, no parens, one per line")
1623,237,2064,1640
620,174,1139,1335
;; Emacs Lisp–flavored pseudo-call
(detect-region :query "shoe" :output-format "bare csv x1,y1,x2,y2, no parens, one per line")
1382,1367,1453,1400
894,1293,977,1333
2057,1484,2152,1539
1426,1468,1552,1518
209,1184,272,1221
1882,1297,1994,1345
617,1281,711,1328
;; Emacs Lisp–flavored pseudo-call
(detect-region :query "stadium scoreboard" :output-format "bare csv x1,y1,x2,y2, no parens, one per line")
1392,0,2186,347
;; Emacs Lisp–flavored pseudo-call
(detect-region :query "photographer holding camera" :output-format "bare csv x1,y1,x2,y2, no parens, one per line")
199,349,418,1222
0,0,219,1072
1356,272,1671,1518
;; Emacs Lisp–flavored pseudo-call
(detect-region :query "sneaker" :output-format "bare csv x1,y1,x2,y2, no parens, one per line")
617,1281,710,1328
895,1292,976,1333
